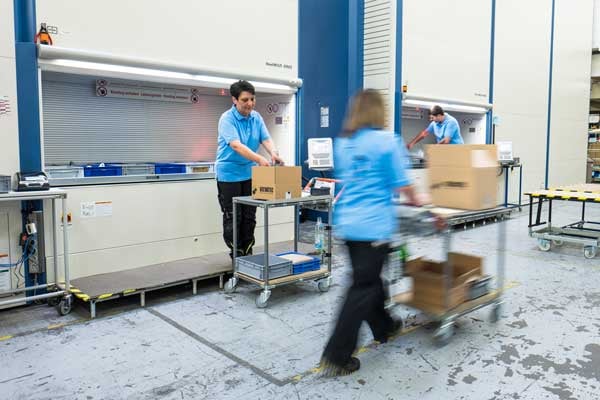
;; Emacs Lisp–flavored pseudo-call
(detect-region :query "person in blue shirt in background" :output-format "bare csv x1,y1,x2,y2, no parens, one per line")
216,80,284,258
320,89,420,376
406,105,464,150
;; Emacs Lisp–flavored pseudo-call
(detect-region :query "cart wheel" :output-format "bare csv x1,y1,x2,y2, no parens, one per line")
224,277,238,294
56,297,72,316
537,239,551,252
490,302,503,323
433,322,454,346
317,278,331,293
584,246,597,259
255,290,271,308
47,295,61,307
552,240,564,246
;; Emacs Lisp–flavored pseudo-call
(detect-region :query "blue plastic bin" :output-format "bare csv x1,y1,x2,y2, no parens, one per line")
276,251,321,275
154,163,186,174
83,164,123,177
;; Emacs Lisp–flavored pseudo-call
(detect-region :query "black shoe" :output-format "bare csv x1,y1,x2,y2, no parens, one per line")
320,357,361,377
374,319,403,344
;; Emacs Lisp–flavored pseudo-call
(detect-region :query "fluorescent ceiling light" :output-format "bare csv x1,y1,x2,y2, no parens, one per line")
404,99,489,114
44,59,296,94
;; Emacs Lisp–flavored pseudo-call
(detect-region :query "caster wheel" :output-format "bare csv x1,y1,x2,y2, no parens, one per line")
552,239,563,246
490,302,503,323
47,296,61,307
317,278,331,293
56,297,72,316
584,246,597,259
433,322,454,346
538,239,551,252
255,290,271,308
224,277,238,294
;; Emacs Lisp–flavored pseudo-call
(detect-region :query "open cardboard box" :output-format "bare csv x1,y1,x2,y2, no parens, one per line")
405,252,482,312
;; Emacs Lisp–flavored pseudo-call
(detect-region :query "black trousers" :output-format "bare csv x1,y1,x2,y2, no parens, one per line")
322,241,394,365
217,180,257,256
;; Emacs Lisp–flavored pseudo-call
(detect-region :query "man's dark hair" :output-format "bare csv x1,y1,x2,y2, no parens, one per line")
230,80,255,99
430,105,444,116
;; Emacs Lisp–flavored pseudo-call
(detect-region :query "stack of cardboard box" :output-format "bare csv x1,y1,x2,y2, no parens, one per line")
426,145,499,210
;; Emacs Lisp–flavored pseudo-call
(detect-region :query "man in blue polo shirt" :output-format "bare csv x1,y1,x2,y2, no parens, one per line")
407,105,464,149
216,80,283,257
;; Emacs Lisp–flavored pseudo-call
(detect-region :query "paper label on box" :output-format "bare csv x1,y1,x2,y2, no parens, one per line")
285,192,292,199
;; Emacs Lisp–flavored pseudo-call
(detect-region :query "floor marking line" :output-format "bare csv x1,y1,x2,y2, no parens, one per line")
146,308,292,387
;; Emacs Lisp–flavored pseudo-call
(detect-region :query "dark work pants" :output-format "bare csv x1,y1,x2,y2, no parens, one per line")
217,180,257,257
322,241,393,365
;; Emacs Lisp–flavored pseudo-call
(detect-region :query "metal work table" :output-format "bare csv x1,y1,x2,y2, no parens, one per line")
527,185,600,258
224,195,333,308
501,163,523,210
0,189,72,314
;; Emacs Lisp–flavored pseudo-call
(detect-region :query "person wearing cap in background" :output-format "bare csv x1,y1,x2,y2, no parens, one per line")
215,80,284,258
406,105,464,150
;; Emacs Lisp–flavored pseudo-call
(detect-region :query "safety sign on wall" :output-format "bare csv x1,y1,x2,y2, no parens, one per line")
81,201,113,218
96,80,200,104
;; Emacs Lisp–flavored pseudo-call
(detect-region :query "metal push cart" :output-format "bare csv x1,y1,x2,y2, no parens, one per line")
0,189,72,315
223,195,333,308
527,186,600,258
387,205,507,345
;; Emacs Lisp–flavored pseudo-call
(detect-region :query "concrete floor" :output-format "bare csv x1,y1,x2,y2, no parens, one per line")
1,202,599,400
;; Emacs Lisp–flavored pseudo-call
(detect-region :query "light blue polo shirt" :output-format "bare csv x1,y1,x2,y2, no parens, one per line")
216,106,271,182
426,113,464,144
334,129,412,242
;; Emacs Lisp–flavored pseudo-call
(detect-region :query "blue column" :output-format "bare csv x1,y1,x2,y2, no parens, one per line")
487,0,496,144
544,0,556,189
394,0,403,135
348,0,364,96
14,0,45,294
14,0,42,173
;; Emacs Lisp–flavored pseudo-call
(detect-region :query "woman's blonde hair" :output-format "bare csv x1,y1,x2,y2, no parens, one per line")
341,89,385,136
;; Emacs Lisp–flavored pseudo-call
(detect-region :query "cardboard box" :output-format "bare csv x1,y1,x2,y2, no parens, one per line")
252,166,301,200
426,144,499,210
406,252,482,312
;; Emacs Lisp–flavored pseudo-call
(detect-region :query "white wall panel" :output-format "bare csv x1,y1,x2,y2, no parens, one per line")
593,0,600,49
43,180,294,279
0,0,14,59
0,59,20,175
493,0,552,202
363,0,396,130
254,94,296,165
35,0,298,80
402,0,491,103
548,0,593,187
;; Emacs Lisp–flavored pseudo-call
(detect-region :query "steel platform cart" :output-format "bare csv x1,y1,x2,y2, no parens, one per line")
388,206,507,345
527,185,600,258
0,189,72,315
224,195,333,308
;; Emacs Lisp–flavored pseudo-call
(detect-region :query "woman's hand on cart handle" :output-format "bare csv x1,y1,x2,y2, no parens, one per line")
398,185,423,207
433,215,447,231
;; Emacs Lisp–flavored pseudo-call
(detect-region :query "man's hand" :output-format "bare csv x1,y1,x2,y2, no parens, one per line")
407,142,414,150
271,153,285,166
257,155,270,166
